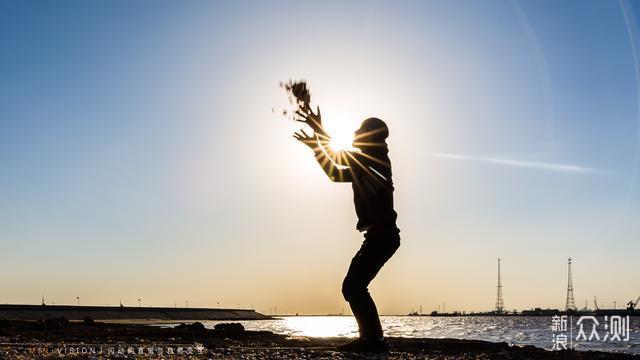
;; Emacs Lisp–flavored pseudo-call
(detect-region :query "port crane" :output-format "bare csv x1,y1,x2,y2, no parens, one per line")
627,296,640,311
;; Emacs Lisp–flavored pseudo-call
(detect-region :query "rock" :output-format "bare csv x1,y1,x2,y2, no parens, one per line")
189,322,206,332
176,322,206,332
214,322,245,332
44,317,68,329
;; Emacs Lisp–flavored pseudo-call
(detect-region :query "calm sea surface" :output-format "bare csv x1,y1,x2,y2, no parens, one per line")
163,316,640,354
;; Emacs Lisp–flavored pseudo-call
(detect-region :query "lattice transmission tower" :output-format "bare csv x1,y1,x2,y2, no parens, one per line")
565,257,576,311
495,258,505,314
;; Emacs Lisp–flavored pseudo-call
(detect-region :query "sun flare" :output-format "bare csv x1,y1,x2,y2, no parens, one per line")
324,112,359,151
329,131,354,151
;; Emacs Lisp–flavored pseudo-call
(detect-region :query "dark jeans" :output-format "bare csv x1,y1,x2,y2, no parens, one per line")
342,227,400,339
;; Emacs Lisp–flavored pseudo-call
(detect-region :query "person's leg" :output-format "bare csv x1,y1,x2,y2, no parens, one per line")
342,253,384,339
342,231,400,339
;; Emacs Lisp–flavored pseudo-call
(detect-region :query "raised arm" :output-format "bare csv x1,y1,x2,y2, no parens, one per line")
293,130,353,182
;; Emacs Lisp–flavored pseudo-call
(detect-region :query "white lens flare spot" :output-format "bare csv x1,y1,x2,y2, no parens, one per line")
330,131,355,151
324,111,358,151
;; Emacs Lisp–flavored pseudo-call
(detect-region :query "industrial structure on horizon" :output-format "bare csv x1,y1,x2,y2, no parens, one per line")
494,258,505,314
565,257,577,311
416,257,639,317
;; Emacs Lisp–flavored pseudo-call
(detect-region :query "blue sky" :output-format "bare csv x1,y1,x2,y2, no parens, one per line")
1,0,639,313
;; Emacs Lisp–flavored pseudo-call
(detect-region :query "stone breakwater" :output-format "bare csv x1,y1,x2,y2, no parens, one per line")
0,304,270,321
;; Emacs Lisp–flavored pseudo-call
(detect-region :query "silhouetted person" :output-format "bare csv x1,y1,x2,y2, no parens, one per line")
294,106,400,353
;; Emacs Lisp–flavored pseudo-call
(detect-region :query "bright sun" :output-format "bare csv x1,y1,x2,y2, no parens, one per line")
329,130,354,151
324,113,358,151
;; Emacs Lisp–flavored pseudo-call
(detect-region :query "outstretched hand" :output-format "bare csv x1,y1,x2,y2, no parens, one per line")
293,129,317,149
296,104,325,136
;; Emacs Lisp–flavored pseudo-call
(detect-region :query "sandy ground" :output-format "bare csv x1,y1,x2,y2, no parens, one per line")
0,319,633,359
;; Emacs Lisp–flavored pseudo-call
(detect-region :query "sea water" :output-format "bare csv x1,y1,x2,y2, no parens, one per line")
164,315,640,354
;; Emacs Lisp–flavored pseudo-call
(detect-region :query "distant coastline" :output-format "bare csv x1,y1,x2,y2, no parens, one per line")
0,304,270,321
407,308,640,317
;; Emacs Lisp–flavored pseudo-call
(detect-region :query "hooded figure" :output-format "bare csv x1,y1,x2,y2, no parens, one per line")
295,113,400,353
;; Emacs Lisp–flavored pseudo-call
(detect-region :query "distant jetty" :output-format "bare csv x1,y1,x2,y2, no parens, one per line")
0,304,270,321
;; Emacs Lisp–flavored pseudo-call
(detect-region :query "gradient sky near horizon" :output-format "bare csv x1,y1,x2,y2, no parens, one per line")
1,0,639,315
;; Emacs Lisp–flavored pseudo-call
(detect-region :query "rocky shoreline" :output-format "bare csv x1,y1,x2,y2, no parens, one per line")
0,319,634,359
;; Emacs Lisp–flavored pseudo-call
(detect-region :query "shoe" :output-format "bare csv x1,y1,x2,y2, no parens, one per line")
337,338,390,353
